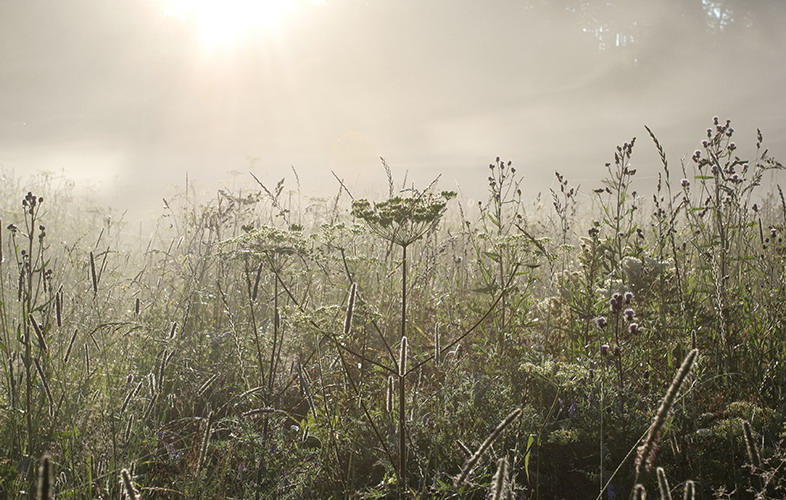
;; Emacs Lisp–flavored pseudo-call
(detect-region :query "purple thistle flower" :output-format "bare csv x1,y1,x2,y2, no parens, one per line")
681,178,690,188
770,227,777,238
600,344,610,356
624,309,635,321
624,291,634,304
596,317,608,328
628,323,640,335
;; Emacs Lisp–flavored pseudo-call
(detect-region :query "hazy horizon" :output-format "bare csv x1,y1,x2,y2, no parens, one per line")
2,0,785,216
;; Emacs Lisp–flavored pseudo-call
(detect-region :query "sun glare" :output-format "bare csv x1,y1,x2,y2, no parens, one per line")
161,0,301,47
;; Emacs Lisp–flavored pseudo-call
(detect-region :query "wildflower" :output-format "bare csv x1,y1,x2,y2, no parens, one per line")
596,317,608,328
702,140,709,148
731,173,740,183
624,309,635,321
728,142,736,151
711,165,719,175
681,178,690,189
609,297,621,314
600,344,610,356
624,291,634,304
628,323,639,335
770,227,777,238
352,190,456,247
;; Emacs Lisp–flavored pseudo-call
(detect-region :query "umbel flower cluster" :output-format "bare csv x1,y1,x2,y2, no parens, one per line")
351,190,456,247
222,224,308,271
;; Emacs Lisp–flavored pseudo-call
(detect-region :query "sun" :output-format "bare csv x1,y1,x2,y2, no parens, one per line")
161,0,302,48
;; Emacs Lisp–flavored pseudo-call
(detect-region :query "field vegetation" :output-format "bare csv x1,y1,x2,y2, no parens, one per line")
2,118,786,498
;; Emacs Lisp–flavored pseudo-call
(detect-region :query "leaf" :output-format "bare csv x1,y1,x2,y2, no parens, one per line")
524,434,536,483
488,213,501,228
484,251,501,263
471,284,498,294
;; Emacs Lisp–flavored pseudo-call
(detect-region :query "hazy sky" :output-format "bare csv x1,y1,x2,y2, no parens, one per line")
1,0,785,213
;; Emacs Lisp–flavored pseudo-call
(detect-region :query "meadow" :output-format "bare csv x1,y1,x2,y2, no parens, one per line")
2,117,786,499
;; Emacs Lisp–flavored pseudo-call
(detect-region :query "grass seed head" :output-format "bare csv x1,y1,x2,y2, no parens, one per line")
742,420,762,469
398,336,408,377
37,454,53,500
656,467,672,500
120,468,139,500
636,349,698,474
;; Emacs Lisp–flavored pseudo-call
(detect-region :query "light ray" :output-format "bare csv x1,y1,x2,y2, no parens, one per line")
161,0,301,48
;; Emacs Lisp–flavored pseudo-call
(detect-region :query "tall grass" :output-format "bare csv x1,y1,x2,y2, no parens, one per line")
0,119,785,498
